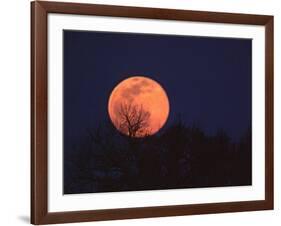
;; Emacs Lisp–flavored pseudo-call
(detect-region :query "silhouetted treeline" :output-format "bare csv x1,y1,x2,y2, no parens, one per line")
64,119,252,194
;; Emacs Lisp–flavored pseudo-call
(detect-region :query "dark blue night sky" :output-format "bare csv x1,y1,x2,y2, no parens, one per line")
63,30,252,146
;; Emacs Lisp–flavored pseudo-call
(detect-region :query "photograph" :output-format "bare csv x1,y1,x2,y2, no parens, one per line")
30,1,274,224
63,30,252,194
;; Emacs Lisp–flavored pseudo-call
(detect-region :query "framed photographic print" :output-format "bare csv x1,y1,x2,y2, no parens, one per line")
31,1,274,224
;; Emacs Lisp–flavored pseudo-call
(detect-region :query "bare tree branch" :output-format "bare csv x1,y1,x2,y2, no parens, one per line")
115,102,151,137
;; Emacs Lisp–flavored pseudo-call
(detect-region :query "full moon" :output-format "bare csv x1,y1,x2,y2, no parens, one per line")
108,76,169,137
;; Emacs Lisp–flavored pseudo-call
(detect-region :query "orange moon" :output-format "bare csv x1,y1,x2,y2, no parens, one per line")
108,76,169,137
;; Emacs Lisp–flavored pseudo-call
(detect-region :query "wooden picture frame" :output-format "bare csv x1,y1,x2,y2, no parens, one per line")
31,1,274,224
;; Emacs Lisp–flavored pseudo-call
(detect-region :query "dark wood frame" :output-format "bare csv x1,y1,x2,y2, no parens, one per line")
31,1,274,224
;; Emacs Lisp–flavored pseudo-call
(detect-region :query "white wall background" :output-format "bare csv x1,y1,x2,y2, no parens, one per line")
0,0,279,225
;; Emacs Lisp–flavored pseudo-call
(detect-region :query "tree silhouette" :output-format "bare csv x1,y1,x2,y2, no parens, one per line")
64,117,252,194
115,102,151,138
